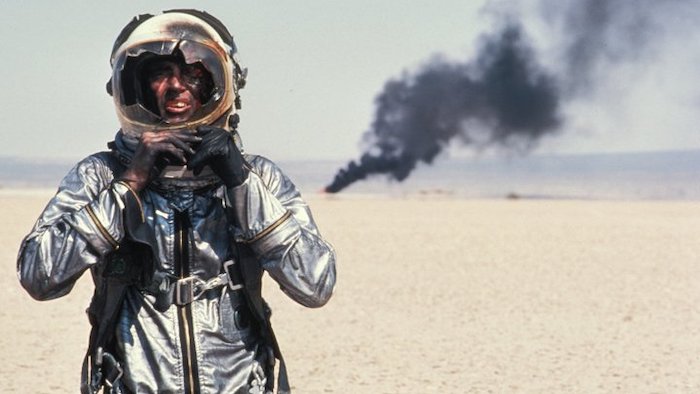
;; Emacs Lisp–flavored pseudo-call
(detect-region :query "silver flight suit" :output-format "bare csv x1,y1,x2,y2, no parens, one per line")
17,151,336,393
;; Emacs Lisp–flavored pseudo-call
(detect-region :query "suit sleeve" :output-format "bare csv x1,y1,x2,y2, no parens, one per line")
17,154,142,300
225,156,336,307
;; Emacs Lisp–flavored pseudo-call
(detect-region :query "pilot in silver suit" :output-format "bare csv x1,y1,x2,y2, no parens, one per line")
17,10,336,394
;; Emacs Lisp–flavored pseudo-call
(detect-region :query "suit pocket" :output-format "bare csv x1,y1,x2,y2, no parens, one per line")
218,288,255,343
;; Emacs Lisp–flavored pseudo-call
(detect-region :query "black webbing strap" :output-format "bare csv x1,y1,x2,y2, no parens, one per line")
248,290,290,393
223,190,291,393
232,241,291,393
82,157,150,394
81,278,130,394
267,324,290,393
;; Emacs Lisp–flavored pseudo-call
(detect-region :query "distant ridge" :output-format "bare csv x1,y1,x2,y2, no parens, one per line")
0,157,75,188
1,149,699,200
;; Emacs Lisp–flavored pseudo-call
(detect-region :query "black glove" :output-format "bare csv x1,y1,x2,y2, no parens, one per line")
188,126,250,187
120,129,199,192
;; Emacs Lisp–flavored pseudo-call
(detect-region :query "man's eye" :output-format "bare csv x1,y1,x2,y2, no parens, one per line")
149,70,171,81
184,65,206,79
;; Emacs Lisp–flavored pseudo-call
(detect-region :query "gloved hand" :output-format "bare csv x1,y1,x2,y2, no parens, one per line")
188,125,250,187
120,129,199,192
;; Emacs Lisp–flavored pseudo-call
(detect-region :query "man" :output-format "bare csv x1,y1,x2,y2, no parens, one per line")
17,10,336,394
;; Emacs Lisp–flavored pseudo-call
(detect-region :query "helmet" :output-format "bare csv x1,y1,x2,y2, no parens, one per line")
108,10,247,137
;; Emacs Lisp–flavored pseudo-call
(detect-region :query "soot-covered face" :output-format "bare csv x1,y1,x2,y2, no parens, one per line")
143,57,214,123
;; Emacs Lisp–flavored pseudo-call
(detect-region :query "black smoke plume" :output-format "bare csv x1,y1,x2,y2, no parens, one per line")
541,0,657,95
324,24,560,193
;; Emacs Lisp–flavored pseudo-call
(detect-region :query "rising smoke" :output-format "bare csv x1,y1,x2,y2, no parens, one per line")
325,24,560,193
324,0,694,193
540,0,659,95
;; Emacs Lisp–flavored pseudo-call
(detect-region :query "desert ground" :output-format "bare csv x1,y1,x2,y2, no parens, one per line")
1,189,699,393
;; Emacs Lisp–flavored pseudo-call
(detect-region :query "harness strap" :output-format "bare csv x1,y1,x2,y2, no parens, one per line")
234,255,291,394
101,351,124,389
151,260,245,309
81,278,130,394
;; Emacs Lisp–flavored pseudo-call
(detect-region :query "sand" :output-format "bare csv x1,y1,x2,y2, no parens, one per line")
1,189,699,393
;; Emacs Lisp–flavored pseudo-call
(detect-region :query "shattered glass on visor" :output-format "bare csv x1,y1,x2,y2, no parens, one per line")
112,39,227,125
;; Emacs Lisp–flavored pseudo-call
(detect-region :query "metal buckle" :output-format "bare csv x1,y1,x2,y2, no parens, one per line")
97,349,123,389
175,276,207,305
223,260,244,291
104,364,123,389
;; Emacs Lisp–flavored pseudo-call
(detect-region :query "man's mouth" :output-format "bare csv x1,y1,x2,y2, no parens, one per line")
165,99,192,114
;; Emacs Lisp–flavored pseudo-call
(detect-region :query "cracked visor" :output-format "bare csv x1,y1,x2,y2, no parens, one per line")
111,39,230,129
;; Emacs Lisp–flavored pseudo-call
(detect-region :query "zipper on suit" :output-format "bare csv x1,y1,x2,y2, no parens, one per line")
174,211,200,394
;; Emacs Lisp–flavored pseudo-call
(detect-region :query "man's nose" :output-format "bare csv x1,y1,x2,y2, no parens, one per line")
167,73,186,90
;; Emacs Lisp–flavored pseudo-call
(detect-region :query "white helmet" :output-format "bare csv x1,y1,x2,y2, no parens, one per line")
107,10,247,137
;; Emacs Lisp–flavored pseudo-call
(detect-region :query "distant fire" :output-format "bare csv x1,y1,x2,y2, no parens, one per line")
325,0,689,193
325,26,559,193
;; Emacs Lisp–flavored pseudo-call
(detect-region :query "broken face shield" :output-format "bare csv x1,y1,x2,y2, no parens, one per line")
112,40,228,127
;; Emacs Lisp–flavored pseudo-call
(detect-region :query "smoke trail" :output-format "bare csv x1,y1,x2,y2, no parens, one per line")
325,24,560,193
325,0,697,193
541,0,657,95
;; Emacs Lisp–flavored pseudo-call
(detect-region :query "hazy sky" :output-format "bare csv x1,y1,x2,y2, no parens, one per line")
1,1,698,161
